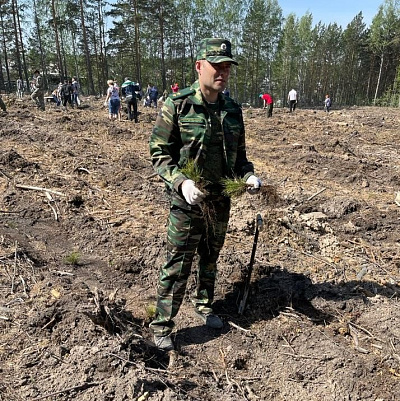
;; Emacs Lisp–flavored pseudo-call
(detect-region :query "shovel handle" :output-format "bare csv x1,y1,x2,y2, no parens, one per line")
238,213,263,314
256,213,263,231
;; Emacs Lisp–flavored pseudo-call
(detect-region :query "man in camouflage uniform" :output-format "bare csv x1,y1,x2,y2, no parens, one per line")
149,38,262,351
31,69,45,111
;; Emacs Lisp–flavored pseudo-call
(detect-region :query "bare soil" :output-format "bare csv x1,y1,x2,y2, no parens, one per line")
1,96,400,401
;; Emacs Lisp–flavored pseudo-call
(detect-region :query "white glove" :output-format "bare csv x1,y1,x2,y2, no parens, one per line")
104,101,108,107
181,180,205,205
246,175,262,194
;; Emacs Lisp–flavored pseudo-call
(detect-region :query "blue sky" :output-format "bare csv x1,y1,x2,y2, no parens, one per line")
279,0,383,28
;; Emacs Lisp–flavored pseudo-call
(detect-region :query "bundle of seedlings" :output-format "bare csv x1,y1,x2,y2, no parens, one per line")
222,175,279,205
180,159,215,234
181,161,259,234
221,175,248,198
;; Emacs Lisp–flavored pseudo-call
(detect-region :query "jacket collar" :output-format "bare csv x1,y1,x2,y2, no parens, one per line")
188,80,228,109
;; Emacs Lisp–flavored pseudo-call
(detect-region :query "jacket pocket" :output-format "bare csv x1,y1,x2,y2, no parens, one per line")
178,117,207,162
178,117,207,137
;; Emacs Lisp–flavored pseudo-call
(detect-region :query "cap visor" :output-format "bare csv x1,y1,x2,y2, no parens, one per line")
206,56,238,66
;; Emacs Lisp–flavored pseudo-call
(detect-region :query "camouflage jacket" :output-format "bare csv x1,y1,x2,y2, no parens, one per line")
149,80,254,198
33,74,44,90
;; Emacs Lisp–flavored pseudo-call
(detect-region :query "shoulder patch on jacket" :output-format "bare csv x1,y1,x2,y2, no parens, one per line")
169,87,195,100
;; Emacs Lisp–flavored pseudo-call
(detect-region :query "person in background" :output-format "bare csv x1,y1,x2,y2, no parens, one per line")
259,93,273,117
71,77,80,107
51,87,61,106
121,77,141,123
105,79,121,121
16,78,24,99
148,84,158,108
287,88,297,112
113,81,122,120
170,83,179,93
60,80,73,110
149,37,262,352
162,88,169,101
324,94,332,112
31,69,45,111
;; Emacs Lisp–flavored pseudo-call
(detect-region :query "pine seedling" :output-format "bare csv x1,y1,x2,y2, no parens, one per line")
181,159,204,185
221,176,248,198
64,251,80,265
145,304,156,319
181,159,215,233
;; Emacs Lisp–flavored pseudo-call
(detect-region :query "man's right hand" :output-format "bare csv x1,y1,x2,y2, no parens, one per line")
181,180,205,205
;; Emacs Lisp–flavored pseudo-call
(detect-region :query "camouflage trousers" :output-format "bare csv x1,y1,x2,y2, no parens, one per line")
149,195,230,336
31,89,45,111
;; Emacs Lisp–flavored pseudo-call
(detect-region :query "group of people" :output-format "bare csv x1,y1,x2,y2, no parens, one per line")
51,77,81,110
103,80,189,122
258,88,331,115
104,78,142,122
21,68,333,119
28,69,81,112
287,89,332,112
143,84,159,108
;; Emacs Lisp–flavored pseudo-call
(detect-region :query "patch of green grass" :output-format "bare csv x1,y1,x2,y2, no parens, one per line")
145,304,156,319
64,251,81,266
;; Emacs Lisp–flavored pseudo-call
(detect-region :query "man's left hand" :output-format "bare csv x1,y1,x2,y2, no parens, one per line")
246,175,262,194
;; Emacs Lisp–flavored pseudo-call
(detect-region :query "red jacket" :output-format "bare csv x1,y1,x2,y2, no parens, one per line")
261,93,273,104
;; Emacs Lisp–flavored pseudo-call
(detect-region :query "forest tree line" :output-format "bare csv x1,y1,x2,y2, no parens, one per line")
1,0,400,107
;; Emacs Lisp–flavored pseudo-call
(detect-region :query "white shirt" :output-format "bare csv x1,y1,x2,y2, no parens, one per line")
288,89,297,101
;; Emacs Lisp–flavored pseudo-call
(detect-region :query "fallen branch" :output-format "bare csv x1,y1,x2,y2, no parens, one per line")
280,311,303,320
31,381,103,400
349,323,374,354
52,270,75,276
44,191,60,220
46,199,59,221
306,187,327,201
11,241,18,294
146,172,158,179
281,336,296,354
15,183,65,197
287,378,327,385
282,352,321,360
76,167,90,174
0,168,12,180
349,321,383,342
33,115,48,121
19,275,28,297
228,320,252,333
349,323,360,347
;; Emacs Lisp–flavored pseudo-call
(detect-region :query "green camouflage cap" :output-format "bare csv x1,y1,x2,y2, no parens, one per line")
196,38,238,65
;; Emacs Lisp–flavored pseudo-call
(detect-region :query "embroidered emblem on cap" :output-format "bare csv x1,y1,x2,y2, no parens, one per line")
221,43,227,51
